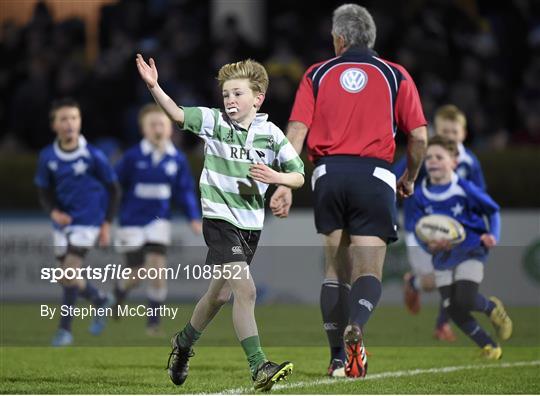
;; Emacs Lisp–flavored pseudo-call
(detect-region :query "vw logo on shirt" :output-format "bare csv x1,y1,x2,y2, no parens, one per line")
339,68,368,93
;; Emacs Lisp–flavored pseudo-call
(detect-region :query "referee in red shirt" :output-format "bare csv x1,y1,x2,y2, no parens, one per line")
270,4,427,378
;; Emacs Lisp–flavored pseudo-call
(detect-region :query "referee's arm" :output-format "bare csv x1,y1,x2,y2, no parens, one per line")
397,126,427,199
269,121,308,218
285,121,309,155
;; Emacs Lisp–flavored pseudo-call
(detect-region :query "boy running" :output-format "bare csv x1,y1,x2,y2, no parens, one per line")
410,135,512,359
34,98,120,346
136,54,304,390
394,104,486,341
114,103,202,335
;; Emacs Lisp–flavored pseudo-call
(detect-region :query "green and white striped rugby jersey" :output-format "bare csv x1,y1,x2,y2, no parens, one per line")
181,106,304,230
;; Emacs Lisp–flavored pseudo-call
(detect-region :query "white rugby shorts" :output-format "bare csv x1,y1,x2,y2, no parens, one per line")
53,225,100,257
434,259,484,288
405,232,434,276
115,219,171,252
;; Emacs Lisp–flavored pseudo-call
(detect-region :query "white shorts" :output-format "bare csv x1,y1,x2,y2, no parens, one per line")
434,259,485,288
53,225,100,257
115,219,171,253
405,232,434,276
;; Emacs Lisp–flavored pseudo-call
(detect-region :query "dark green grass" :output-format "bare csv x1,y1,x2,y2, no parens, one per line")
1,304,539,393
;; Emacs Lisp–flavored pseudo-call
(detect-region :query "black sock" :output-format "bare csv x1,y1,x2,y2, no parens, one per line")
459,319,497,347
435,300,449,328
114,283,128,306
79,282,106,306
473,293,496,315
349,275,381,328
147,299,161,326
443,282,497,348
320,279,350,362
60,286,78,331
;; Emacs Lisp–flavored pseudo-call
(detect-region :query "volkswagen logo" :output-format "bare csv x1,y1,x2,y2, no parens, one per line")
340,68,368,93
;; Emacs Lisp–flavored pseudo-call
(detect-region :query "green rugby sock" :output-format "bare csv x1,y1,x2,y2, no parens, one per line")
176,322,201,349
241,335,267,375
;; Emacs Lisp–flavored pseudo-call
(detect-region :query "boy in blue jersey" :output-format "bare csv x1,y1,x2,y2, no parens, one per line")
114,104,202,335
410,135,512,359
395,104,486,341
34,98,120,346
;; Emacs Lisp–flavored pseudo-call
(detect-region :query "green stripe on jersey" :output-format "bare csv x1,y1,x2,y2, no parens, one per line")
204,154,252,179
200,183,264,210
281,156,305,173
182,107,204,135
181,106,304,229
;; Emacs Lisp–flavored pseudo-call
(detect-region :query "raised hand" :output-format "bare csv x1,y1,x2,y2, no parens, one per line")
136,53,158,88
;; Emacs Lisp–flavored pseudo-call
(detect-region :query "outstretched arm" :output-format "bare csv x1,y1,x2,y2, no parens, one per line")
136,53,184,125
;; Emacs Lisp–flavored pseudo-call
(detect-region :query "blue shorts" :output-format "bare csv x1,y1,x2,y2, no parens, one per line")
312,156,398,243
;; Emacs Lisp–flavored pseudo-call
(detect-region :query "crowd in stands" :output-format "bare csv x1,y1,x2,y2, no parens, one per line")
1,0,539,157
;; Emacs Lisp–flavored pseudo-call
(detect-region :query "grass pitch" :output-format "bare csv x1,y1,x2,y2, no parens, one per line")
1,304,539,394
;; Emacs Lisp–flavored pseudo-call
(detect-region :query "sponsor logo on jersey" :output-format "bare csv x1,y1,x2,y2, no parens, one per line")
340,68,368,93
230,147,253,161
267,136,274,149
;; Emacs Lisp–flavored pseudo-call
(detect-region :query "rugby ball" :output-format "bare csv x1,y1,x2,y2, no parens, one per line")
415,214,466,245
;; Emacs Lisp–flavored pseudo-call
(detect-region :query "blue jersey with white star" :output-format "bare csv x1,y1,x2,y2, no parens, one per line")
410,174,500,270
116,140,201,226
34,136,117,227
393,143,486,232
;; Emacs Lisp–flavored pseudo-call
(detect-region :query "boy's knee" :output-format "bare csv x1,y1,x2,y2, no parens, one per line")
235,284,257,303
207,290,232,307
420,273,436,291
215,290,232,306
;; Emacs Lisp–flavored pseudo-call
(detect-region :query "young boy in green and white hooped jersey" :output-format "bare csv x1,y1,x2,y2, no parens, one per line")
136,54,304,391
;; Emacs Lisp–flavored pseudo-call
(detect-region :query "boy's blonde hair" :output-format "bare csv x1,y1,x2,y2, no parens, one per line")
217,59,269,94
434,104,467,128
138,103,168,127
428,135,459,157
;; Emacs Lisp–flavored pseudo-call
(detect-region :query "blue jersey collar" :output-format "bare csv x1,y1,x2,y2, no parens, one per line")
422,172,466,201
140,139,176,165
53,135,90,161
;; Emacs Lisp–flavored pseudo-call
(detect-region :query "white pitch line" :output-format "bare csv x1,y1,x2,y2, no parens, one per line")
218,360,540,394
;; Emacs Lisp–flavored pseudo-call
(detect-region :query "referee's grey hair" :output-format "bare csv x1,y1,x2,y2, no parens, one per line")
332,4,376,49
